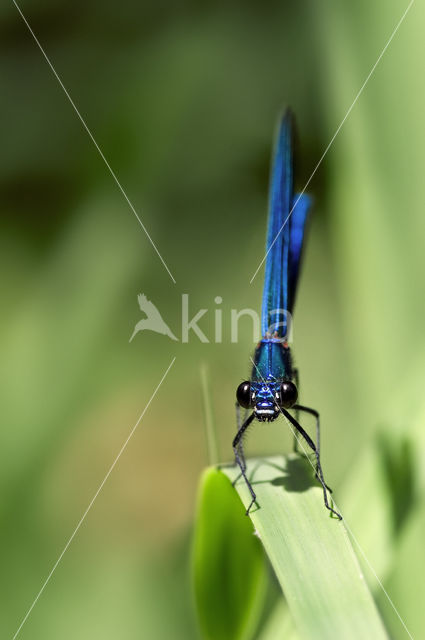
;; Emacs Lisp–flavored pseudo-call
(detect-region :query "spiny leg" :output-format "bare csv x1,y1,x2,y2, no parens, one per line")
292,368,300,453
294,404,320,454
233,412,256,515
282,407,342,520
293,404,332,493
235,403,247,473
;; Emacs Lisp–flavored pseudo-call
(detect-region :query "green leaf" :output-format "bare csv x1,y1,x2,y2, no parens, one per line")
192,467,266,640
224,455,389,640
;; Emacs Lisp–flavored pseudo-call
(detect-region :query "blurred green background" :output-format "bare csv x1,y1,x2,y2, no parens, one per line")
1,1,424,638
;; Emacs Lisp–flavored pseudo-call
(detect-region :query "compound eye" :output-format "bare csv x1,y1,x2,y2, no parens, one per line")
236,381,253,409
278,381,298,408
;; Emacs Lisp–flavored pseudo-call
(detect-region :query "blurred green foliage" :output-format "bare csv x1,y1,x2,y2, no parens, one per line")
1,0,424,638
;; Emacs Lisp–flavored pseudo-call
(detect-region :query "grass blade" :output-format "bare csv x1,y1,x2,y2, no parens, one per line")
224,454,388,640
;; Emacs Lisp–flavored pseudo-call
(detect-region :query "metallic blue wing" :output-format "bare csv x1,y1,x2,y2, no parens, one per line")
260,113,311,338
287,193,311,313
261,111,293,337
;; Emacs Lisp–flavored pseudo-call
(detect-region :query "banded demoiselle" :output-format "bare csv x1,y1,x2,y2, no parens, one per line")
234,110,341,520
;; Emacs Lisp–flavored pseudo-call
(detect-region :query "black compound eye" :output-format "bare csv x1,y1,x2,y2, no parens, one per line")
278,381,298,408
236,381,253,409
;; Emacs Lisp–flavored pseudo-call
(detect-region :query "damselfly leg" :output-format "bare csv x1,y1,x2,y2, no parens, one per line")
293,403,332,493
282,407,342,519
292,367,300,452
234,402,247,473
233,412,257,514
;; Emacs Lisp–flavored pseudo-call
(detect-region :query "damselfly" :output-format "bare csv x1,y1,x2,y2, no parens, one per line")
234,110,341,520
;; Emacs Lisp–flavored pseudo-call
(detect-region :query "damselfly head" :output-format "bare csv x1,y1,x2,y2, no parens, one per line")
236,379,298,419
242,381,280,422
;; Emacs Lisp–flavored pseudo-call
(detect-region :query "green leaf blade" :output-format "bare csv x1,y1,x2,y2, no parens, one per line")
192,467,267,640
224,455,388,640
